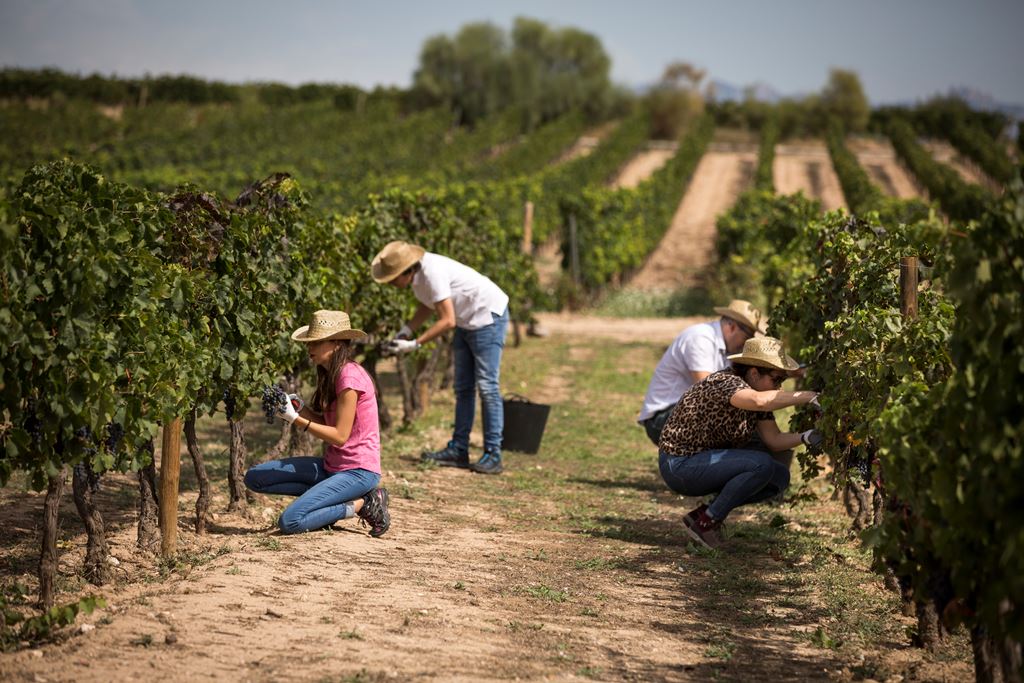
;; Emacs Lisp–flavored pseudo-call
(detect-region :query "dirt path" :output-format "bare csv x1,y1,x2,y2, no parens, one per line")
920,139,1000,193
628,144,757,291
773,142,847,211
553,120,621,166
611,143,677,190
533,312,709,344
0,323,972,682
845,136,925,200
534,140,676,293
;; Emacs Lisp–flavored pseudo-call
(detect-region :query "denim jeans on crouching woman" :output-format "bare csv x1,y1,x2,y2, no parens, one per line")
244,457,380,534
658,448,790,521
452,308,509,456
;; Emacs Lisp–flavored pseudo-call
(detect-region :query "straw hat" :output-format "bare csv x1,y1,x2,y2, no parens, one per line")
714,299,767,335
727,336,800,371
371,240,426,283
290,310,366,342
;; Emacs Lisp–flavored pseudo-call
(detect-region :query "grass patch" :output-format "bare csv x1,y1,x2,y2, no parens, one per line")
522,584,568,603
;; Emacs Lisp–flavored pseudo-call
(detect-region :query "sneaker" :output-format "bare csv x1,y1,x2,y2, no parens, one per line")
420,441,469,468
683,507,723,549
469,451,503,475
358,488,391,538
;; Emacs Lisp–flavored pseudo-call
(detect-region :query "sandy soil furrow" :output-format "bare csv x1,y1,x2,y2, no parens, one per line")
773,142,847,211
920,139,1000,192
612,145,676,190
628,148,757,291
846,136,925,199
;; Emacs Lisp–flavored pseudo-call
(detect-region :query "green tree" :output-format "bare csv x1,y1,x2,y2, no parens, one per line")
412,17,614,129
820,68,870,132
413,22,509,126
646,61,706,139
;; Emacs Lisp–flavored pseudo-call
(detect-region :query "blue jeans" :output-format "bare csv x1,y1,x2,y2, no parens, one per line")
452,308,508,455
642,406,674,446
244,458,380,534
659,448,790,521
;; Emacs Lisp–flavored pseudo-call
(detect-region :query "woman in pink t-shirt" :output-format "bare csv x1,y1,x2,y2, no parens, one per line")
244,310,389,537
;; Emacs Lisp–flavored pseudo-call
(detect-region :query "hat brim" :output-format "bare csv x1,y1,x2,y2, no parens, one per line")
715,307,767,336
290,326,367,342
371,244,425,283
726,351,800,371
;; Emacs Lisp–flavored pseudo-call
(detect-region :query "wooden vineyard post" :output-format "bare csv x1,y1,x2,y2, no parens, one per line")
522,201,534,255
513,201,536,347
159,417,182,557
568,213,581,285
900,257,918,320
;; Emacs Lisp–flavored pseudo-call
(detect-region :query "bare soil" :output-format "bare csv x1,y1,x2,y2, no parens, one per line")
628,144,758,291
611,146,676,190
0,320,972,682
773,142,847,211
533,312,710,344
919,139,1001,193
845,137,926,200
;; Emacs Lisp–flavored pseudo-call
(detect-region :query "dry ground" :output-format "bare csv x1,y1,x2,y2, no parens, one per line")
845,137,926,200
0,322,972,683
919,139,1000,193
627,143,758,292
773,141,847,212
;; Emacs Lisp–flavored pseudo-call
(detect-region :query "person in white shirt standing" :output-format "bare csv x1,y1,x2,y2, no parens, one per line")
372,241,510,475
638,300,765,445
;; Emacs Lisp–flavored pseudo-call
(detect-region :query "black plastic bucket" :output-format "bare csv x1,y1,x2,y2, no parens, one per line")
502,394,551,454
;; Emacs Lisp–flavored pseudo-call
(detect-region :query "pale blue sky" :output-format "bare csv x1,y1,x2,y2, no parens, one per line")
2,0,1022,105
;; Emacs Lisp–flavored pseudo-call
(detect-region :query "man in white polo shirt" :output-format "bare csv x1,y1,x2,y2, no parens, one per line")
638,300,765,445
372,240,510,475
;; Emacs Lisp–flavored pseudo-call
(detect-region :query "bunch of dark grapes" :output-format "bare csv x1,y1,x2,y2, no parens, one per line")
855,455,872,488
261,385,288,424
222,388,237,421
23,399,42,447
105,422,124,453
75,426,98,458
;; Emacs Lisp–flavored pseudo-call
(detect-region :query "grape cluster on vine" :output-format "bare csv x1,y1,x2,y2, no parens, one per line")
222,388,237,421
23,399,42,447
261,386,288,423
105,422,124,453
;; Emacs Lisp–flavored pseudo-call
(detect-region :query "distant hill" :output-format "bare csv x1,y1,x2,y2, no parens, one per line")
706,79,783,103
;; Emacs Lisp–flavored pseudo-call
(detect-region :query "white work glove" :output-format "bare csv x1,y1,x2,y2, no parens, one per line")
800,429,823,448
395,324,414,340
385,338,420,355
278,398,300,424
288,393,304,412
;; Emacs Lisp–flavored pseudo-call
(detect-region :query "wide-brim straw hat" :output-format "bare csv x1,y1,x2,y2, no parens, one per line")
714,299,767,335
727,336,800,371
371,240,426,283
291,310,366,342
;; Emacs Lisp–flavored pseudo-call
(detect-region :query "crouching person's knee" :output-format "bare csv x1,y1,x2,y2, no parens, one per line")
277,508,303,535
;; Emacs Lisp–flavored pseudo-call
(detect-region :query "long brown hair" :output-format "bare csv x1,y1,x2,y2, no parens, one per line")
311,340,354,413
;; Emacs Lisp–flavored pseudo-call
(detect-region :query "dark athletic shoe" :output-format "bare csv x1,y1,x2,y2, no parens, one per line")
469,451,504,475
358,488,391,538
420,441,469,468
683,506,723,549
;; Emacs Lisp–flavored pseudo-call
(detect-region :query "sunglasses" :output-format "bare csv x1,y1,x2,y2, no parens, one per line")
766,371,787,387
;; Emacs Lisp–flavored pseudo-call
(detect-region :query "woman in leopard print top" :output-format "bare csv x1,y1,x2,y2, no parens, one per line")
658,337,821,548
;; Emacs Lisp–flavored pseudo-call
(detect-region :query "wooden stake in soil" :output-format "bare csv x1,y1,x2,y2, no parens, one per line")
569,213,581,285
159,417,182,557
522,201,534,255
900,256,918,320
39,466,67,609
